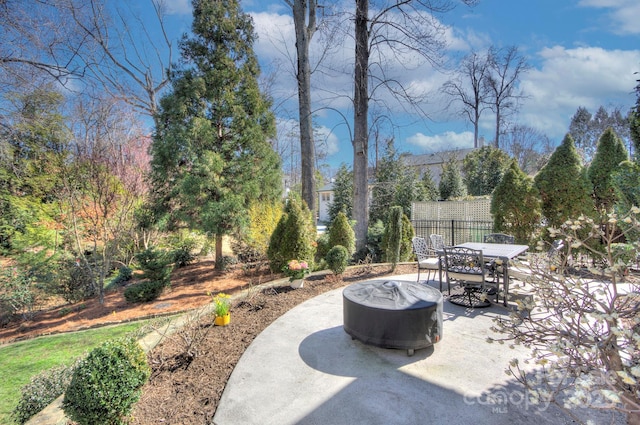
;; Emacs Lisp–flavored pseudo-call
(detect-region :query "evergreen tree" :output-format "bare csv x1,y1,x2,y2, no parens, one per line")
439,157,467,200
420,168,439,201
569,105,631,163
370,140,401,224
588,127,628,213
534,134,594,229
491,161,541,244
327,211,355,256
370,139,426,223
384,206,403,271
149,0,281,268
462,145,511,196
0,86,69,252
267,196,316,273
328,163,353,223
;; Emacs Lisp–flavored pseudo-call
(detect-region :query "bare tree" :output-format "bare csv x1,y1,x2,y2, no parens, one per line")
501,124,554,174
285,0,319,219
442,51,491,148
62,96,150,303
0,0,174,116
485,46,529,149
351,0,477,252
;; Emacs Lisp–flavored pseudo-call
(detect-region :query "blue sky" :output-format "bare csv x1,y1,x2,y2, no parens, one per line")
158,0,639,171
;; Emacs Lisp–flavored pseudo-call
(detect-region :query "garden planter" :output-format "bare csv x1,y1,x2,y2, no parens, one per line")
290,279,304,289
214,313,230,326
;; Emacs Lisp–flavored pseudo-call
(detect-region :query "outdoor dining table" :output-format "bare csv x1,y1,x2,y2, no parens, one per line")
439,242,529,306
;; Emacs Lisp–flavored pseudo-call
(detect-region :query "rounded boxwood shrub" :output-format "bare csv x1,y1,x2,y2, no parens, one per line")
326,245,349,275
123,280,164,303
62,337,150,425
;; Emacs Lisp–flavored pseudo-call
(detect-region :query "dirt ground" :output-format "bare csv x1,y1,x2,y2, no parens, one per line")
0,258,417,424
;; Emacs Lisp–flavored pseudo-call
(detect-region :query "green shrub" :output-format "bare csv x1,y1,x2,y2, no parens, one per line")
314,232,330,264
327,211,356,255
611,243,636,269
12,361,79,424
383,206,403,269
216,255,237,271
123,280,165,303
326,245,349,275
112,266,133,286
364,219,386,263
135,248,172,287
236,200,283,260
58,258,95,303
267,196,316,273
399,213,415,262
62,337,150,425
171,246,196,268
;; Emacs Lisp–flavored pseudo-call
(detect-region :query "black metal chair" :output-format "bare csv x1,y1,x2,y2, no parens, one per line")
483,233,515,244
443,246,492,308
412,236,440,284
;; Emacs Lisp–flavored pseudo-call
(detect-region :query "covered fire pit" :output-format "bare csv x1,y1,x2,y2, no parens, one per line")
343,279,443,356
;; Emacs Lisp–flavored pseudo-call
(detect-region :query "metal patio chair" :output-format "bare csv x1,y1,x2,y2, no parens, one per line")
412,236,440,284
483,233,515,244
443,246,492,308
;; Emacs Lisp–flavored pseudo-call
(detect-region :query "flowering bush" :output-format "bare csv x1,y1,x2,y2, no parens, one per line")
211,293,231,317
282,259,310,281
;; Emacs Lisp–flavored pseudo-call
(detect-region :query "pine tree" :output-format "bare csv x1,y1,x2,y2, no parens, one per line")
420,169,439,201
328,163,353,223
439,157,467,200
149,0,281,268
491,161,541,244
534,134,594,229
370,140,401,224
370,139,426,223
462,145,512,196
588,127,628,213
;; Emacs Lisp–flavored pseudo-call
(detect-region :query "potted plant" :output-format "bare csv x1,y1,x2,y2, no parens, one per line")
283,259,310,288
212,293,231,326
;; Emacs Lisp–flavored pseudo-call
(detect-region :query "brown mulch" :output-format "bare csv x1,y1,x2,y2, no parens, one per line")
0,258,417,424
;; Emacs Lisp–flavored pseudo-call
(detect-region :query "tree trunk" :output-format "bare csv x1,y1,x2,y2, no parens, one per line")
292,0,317,221
495,107,501,148
353,0,369,252
215,234,224,270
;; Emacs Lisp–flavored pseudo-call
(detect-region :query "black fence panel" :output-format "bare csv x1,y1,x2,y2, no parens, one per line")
411,220,494,246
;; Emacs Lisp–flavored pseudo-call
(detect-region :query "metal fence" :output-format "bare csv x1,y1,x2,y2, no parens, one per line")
411,219,494,246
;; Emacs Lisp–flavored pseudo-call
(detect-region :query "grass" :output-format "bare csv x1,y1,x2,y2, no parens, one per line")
0,320,157,424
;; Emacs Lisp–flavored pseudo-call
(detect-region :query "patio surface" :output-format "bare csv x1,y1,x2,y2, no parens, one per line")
213,273,624,425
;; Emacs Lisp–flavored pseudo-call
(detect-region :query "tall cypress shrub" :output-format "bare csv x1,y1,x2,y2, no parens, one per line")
384,206,403,271
327,211,356,255
534,134,594,230
588,127,628,213
267,197,316,273
491,161,541,244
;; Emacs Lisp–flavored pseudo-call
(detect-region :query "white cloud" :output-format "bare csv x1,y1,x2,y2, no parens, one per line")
578,0,640,35
406,131,474,152
164,0,191,15
517,46,640,138
315,126,341,156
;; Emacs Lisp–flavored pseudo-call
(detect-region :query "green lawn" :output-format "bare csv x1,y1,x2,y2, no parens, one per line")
0,320,155,424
